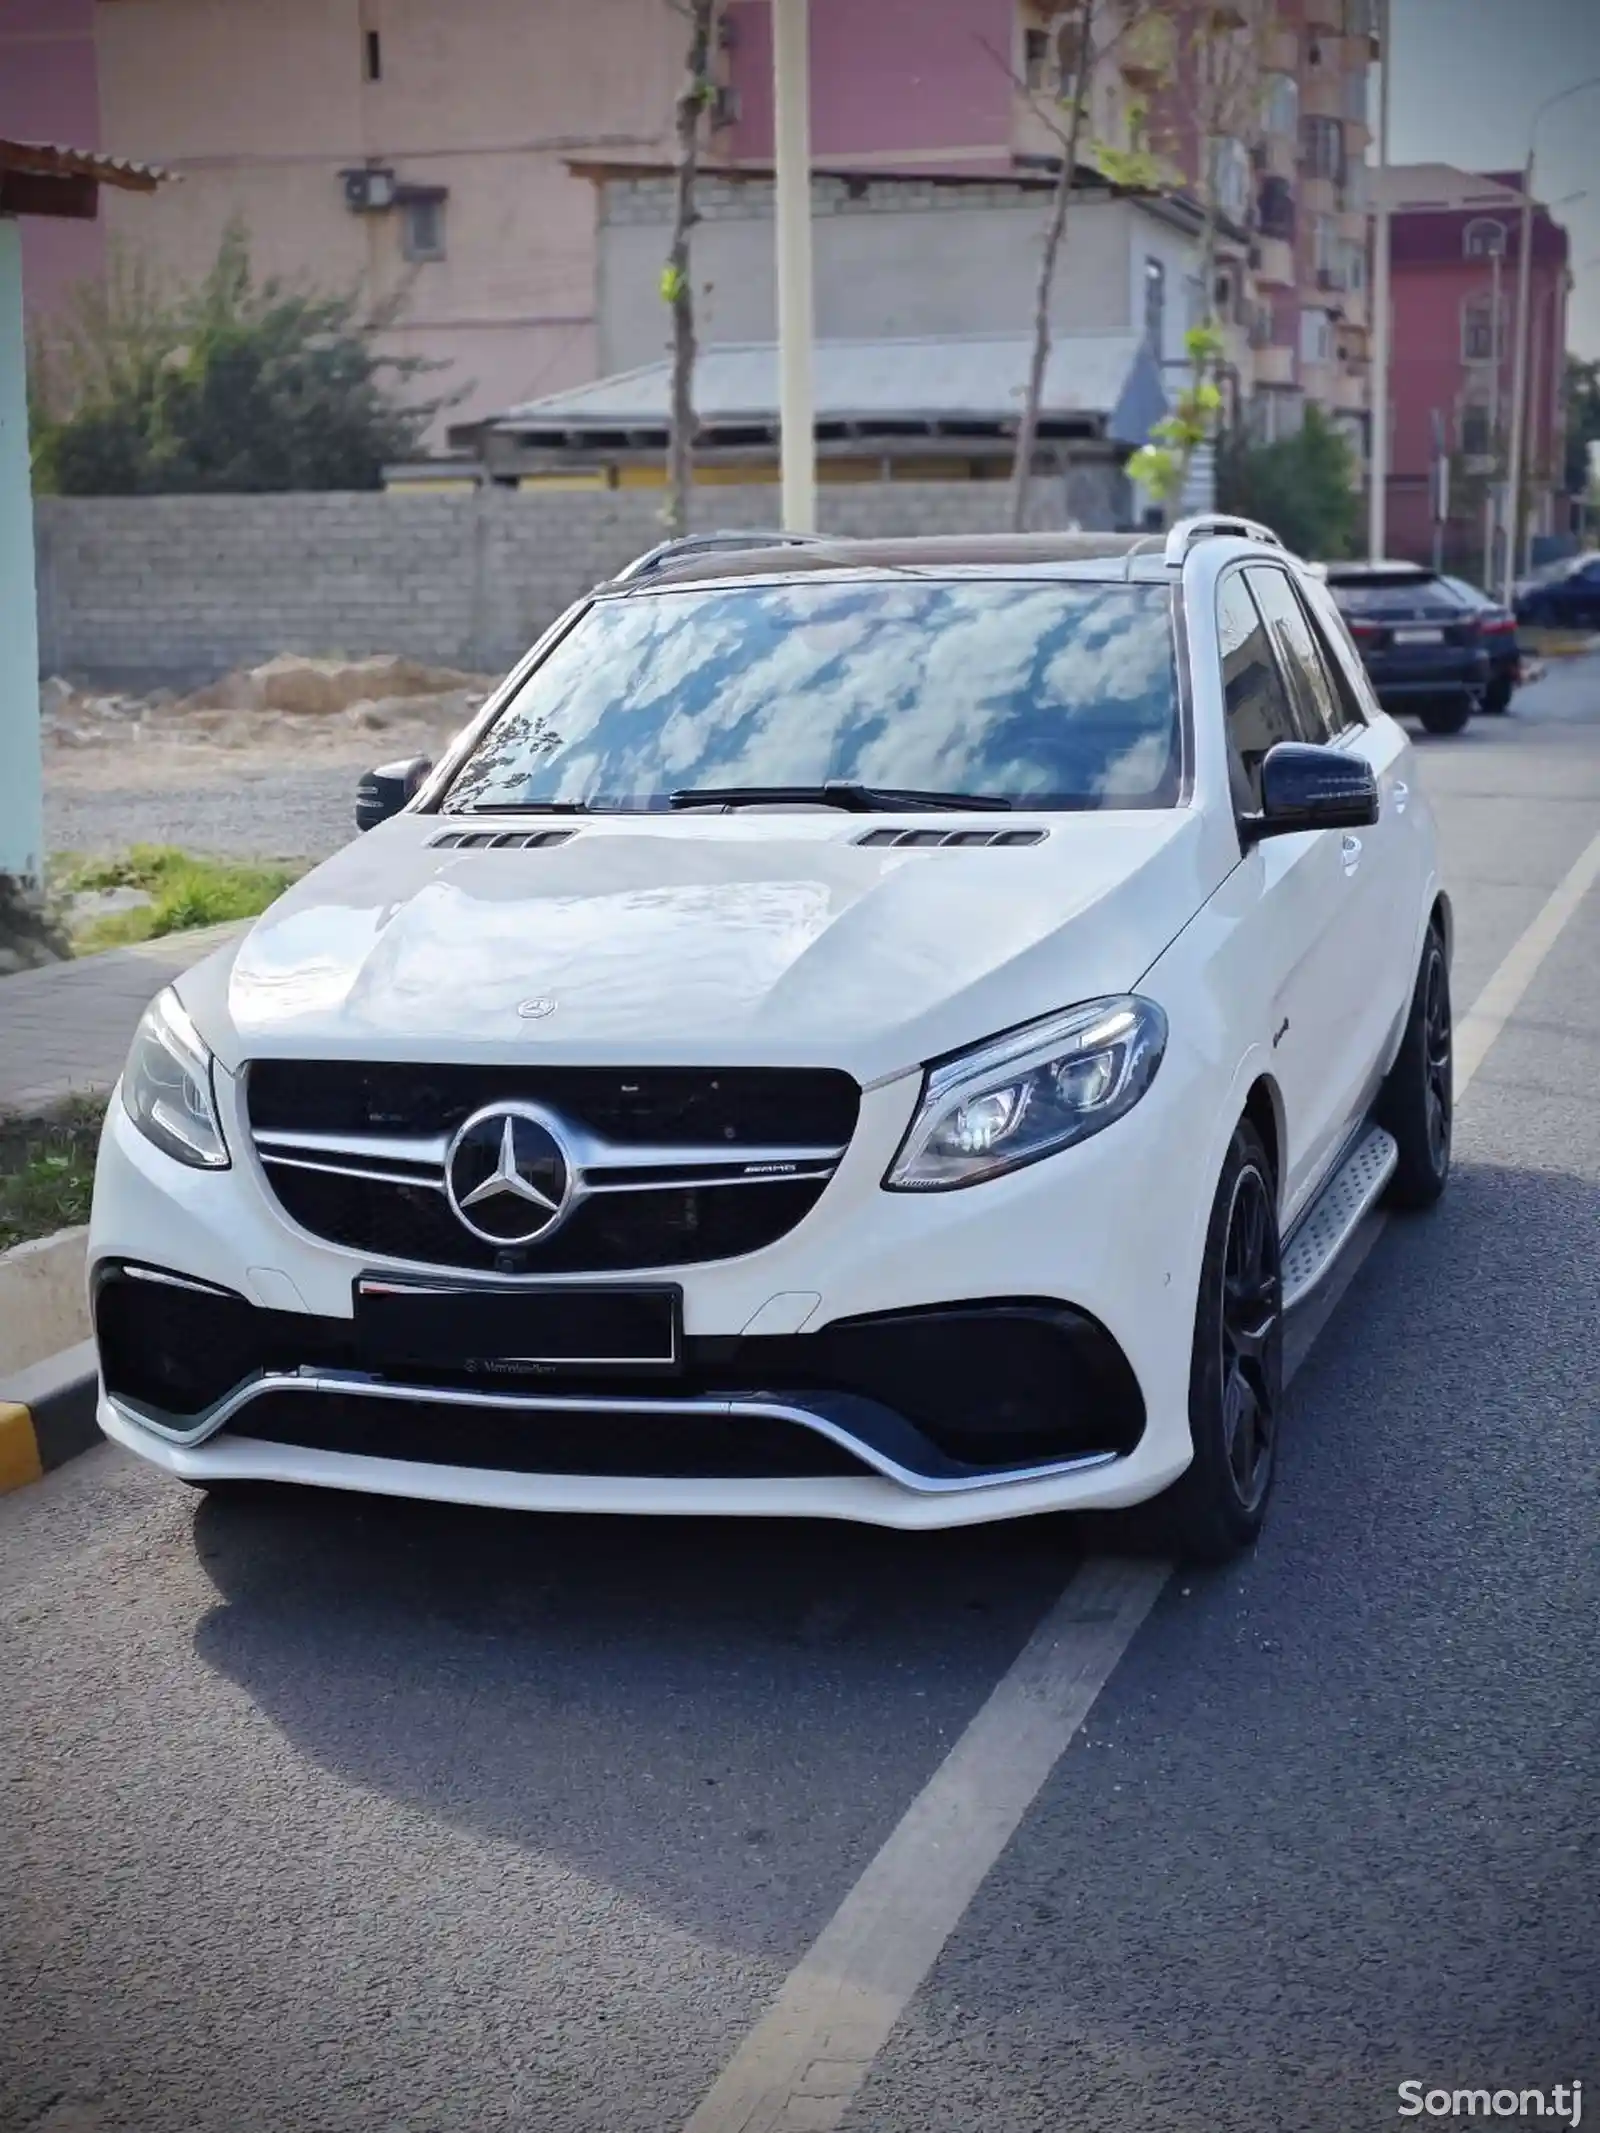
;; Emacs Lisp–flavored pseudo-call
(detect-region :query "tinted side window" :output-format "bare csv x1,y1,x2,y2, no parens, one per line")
1296,576,1373,731
1217,573,1298,807
1245,566,1345,742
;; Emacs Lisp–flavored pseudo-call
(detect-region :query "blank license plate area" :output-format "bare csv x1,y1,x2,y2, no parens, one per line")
1393,626,1445,644
354,1280,681,1371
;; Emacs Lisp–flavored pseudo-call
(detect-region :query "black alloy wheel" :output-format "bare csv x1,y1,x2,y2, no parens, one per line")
1378,927,1453,1211
1164,1121,1283,1562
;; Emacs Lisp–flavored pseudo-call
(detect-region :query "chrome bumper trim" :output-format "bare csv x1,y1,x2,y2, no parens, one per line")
106,1370,1121,1498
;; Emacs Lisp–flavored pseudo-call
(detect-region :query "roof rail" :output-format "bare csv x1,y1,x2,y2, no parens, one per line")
608,529,824,584
1162,515,1285,567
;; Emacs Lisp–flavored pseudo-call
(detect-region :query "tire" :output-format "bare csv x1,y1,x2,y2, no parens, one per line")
1376,924,1452,1211
1483,677,1512,715
1162,1120,1284,1564
1418,697,1472,734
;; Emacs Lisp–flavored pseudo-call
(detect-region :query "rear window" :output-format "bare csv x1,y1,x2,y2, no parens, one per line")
442,579,1182,814
1327,575,1469,617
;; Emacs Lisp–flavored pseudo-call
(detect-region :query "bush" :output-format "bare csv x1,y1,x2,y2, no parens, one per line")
30,227,449,496
1216,405,1360,561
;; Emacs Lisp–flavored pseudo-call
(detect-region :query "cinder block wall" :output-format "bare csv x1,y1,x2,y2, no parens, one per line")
33,476,1114,686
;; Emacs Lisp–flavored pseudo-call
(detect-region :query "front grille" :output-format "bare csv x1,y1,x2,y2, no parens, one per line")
248,1062,858,1148
262,1165,828,1273
245,1061,858,1274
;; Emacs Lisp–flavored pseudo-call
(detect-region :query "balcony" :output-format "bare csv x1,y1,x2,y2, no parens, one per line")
1304,0,1342,29
1332,366,1369,414
1254,344,1296,387
1339,283,1369,330
1300,174,1338,217
1255,235,1297,287
1337,206,1369,243
1262,131,1297,181
1300,356,1339,408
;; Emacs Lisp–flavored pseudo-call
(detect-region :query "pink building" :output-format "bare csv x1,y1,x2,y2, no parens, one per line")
0,0,106,320
1377,163,1571,577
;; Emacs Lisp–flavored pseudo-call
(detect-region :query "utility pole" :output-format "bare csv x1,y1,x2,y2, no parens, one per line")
772,0,816,533
1485,234,1503,588
1366,0,1391,562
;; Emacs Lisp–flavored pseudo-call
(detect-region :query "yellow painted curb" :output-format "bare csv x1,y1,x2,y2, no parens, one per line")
0,1400,44,1492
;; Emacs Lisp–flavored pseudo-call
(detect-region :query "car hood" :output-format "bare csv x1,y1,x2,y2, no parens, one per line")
182,811,1218,1086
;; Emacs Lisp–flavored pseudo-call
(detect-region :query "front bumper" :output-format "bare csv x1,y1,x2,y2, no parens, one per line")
89,1050,1216,1527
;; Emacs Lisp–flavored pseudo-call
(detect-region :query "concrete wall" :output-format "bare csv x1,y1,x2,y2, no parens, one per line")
34,476,1120,686
598,176,1160,378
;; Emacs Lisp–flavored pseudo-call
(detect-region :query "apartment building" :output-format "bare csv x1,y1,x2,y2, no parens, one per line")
7,0,1377,460
1374,162,1571,578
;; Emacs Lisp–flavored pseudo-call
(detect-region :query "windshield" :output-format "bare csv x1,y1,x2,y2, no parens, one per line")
440,579,1181,814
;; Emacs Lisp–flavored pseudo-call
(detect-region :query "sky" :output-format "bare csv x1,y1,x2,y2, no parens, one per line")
1387,0,1600,359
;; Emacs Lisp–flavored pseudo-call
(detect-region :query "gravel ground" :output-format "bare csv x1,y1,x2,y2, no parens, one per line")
46,762,359,865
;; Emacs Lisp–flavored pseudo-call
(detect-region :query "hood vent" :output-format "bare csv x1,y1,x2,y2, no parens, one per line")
429,827,577,851
855,826,1047,850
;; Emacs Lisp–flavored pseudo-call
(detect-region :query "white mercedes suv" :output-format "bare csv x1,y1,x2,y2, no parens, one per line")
90,519,1453,1559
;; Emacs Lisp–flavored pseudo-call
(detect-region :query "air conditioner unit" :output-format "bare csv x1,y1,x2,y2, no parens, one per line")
341,166,396,213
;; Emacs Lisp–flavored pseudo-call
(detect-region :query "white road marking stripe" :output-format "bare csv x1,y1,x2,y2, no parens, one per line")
1452,822,1600,1097
680,1557,1166,2133
682,819,1600,2133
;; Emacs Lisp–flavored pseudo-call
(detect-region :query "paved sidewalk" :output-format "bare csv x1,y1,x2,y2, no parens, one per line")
0,923,246,1114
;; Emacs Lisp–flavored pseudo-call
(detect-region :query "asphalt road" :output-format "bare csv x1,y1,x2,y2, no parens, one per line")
5,658,1598,2133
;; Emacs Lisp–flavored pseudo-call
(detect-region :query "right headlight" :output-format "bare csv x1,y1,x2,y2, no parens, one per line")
121,987,230,1170
885,995,1167,1192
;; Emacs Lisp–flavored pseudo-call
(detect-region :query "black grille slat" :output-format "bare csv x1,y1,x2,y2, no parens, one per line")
260,1157,829,1273
247,1062,859,1147
855,826,1047,848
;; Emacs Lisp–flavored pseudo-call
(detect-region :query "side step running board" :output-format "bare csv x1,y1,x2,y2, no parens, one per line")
1281,1124,1397,1311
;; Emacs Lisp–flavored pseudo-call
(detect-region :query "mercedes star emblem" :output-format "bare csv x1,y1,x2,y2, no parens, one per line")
444,1104,574,1246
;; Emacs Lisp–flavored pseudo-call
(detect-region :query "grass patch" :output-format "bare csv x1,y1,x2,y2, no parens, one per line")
0,1096,105,1253
58,845,304,954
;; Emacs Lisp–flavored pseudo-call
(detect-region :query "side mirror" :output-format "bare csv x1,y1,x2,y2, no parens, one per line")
355,756,432,833
1242,742,1379,843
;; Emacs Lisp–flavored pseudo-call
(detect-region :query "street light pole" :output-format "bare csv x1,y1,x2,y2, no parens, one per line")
1502,76,1600,602
772,0,816,533
1366,0,1392,562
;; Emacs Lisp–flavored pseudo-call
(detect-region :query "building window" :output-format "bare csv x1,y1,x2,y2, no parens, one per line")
1257,174,1295,241
1460,403,1493,458
1263,72,1298,137
401,193,446,262
1340,239,1367,295
1464,217,1508,259
1211,136,1251,225
1143,256,1166,356
1300,307,1334,365
1312,211,1338,277
363,28,382,81
1461,293,1503,364
1023,26,1051,89
1300,116,1345,184
1344,0,1376,33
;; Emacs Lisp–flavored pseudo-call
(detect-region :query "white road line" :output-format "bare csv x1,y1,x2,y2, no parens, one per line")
680,1556,1167,2133
1453,822,1600,1097
681,816,1600,2133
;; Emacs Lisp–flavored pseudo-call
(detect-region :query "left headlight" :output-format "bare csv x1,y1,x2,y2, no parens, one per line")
885,995,1167,1192
121,987,230,1170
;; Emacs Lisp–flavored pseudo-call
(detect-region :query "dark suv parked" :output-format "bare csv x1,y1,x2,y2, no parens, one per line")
1319,562,1488,733
1514,553,1600,632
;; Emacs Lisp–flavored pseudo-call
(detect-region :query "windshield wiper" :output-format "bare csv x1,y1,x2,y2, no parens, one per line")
668,781,1012,813
460,799,607,815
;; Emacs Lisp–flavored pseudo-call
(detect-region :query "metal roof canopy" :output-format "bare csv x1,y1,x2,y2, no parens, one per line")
464,334,1168,462
0,138,173,221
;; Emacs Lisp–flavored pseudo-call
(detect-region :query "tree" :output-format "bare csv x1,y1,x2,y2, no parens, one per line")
29,226,446,495
1008,0,1101,532
1215,405,1359,560
1124,0,1265,512
662,0,718,537
1564,354,1600,502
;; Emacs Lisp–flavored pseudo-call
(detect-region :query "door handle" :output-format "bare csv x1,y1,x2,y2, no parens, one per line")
1391,780,1409,814
1341,833,1363,875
